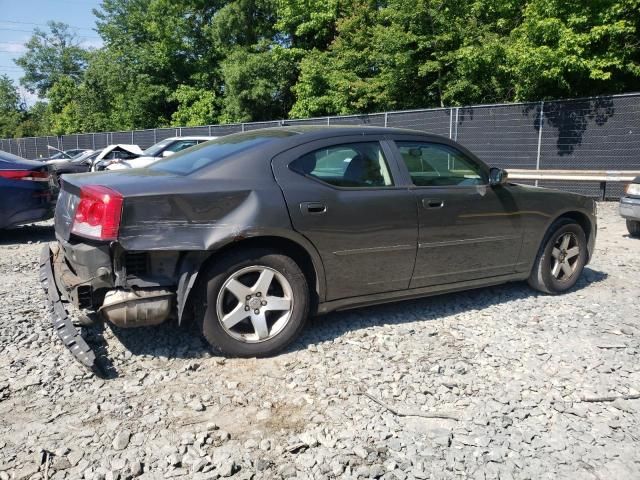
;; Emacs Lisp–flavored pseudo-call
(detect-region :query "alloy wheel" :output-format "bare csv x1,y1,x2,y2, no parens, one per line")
550,233,580,281
216,265,294,343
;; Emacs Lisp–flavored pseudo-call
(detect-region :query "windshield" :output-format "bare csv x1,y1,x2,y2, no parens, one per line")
142,139,175,157
71,150,96,163
149,130,297,175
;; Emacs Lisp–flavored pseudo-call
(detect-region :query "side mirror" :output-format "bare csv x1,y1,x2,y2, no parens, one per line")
489,167,508,187
162,150,174,157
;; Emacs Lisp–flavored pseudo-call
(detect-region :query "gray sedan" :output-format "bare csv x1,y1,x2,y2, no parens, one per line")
41,126,597,369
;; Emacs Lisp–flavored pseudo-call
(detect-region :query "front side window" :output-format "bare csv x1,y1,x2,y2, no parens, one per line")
290,142,393,188
397,142,487,187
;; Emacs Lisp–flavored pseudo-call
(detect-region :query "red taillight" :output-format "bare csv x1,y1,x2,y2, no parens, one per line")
71,185,123,240
0,169,49,181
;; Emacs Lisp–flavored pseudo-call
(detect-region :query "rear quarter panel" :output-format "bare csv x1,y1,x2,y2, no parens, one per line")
118,180,294,251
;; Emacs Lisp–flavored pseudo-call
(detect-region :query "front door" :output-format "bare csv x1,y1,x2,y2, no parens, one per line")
272,137,418,300
391,139,523,288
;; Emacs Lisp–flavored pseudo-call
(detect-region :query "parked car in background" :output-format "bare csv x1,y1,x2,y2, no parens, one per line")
38,146,91,162
0,150,54,229
620,176,640,237
41,126,597,370
91,144,144,171
106,136,215,170
47,150,99,187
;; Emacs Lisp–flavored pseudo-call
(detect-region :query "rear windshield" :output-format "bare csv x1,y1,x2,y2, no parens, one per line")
149,130,297,175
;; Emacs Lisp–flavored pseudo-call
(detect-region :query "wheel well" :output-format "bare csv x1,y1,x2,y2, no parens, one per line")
198,236,321,309
557,211,592,240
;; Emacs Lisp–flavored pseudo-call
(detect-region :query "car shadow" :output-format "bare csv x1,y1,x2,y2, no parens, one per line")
0,223,55,245
288,267,609,353
86,317,214,378
89,267,607,377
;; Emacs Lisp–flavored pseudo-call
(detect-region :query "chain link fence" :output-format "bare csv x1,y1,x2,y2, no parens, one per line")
2,93,639,198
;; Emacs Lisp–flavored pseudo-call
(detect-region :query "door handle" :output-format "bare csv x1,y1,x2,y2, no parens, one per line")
300,202,327,215
422,199,444,209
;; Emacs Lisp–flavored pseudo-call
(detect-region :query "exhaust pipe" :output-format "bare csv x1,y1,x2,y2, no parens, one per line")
99,288,174,328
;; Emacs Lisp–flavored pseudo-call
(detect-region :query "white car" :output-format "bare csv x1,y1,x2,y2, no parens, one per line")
90,145,145,171
107,136,216,170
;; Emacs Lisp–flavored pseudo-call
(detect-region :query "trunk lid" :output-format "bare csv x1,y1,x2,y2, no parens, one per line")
54,168,251,242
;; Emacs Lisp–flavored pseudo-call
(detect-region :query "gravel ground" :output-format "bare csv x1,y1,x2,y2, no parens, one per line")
1,202,639,480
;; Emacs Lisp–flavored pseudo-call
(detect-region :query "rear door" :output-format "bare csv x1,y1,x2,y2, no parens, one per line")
272,135,418,300
389,137,523,288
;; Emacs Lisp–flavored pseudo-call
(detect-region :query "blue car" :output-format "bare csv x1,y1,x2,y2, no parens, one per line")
0,150,55,229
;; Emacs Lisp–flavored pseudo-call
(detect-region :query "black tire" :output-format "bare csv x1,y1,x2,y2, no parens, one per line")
627,220,640,238
195,248,309,357
528,218,588,294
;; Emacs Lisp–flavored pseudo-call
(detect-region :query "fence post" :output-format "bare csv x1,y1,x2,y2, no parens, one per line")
535,101,544,186
154,129,157,144
384,112,388,127
241,123,245,132
326,117,330,126
449,108,453,139
454,107,459,140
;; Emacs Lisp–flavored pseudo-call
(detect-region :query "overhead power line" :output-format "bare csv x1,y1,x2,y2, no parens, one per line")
0,27,101,40
0,20,97,33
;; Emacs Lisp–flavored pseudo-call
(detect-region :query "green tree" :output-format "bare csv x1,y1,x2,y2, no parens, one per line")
16,102,51,138
220,45,302,122
0,75,24,138
15,21,89,98
276,0,352,50
94,0,223,128
505,0,640,100
170,84,219,126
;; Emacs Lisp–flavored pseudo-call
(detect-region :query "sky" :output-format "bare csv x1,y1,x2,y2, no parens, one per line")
0,0,103,104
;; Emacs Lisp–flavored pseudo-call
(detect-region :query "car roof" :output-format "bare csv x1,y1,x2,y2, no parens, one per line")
163,136,217,141
149,125,464,179
234,125,447,142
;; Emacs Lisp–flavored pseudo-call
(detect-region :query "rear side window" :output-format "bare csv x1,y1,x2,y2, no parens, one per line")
397,142,487,187
290,142,393,188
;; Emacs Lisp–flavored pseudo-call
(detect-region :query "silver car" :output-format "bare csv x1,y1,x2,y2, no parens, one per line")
620,176,640,237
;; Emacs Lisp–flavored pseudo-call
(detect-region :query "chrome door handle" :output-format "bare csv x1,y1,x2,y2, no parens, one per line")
422,199,444,209
300,202,327,215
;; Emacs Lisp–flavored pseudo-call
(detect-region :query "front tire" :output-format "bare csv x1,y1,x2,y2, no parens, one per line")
627,220,640,238
528,218,588,294
195,248,309,357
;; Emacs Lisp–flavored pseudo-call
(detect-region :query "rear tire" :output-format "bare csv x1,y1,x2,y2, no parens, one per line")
528,218,588,294
195,248,309,357
627,220,640,238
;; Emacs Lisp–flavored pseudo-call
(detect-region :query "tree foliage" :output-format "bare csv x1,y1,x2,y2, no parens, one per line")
2,0,639,137
14,21,89,98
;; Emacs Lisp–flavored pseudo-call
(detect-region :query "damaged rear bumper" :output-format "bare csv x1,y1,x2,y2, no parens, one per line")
39,243,97,371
